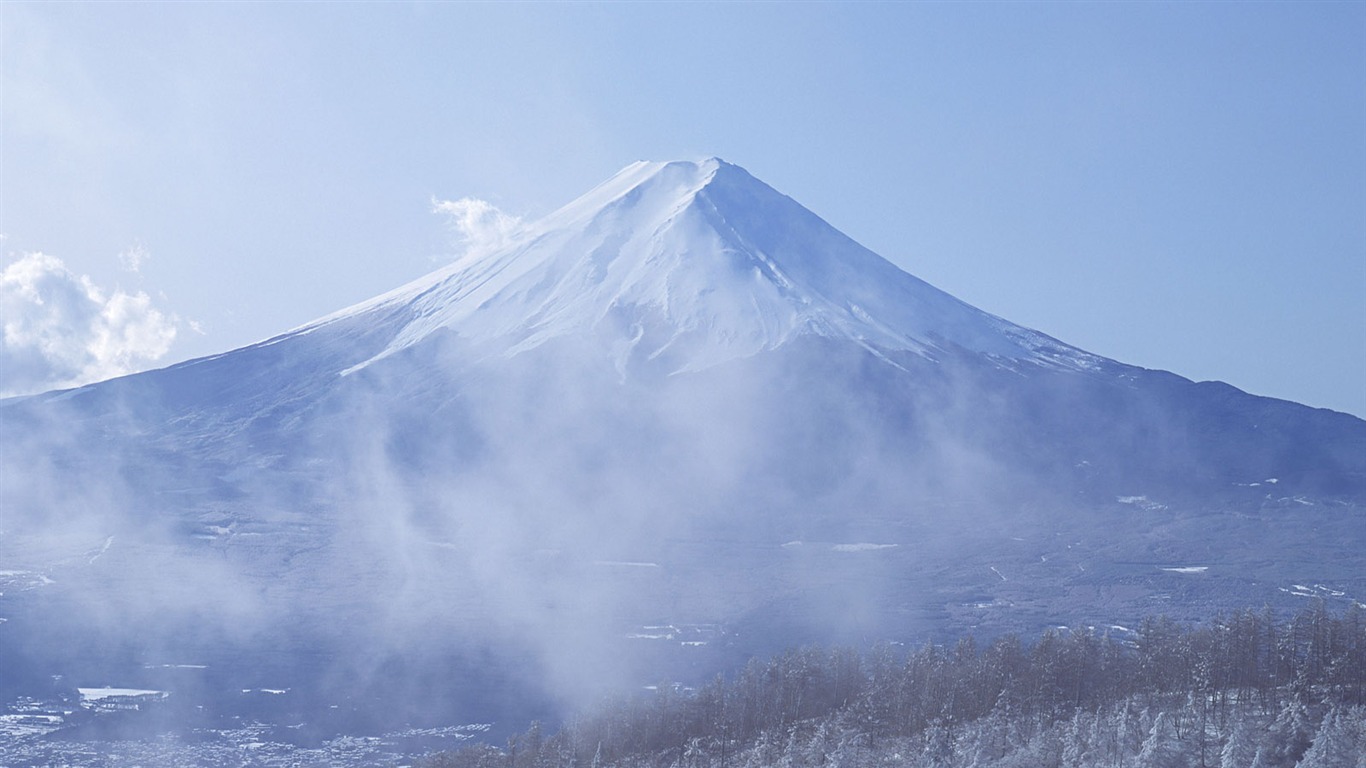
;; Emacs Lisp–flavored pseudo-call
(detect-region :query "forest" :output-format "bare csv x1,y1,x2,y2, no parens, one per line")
422,603,1366,767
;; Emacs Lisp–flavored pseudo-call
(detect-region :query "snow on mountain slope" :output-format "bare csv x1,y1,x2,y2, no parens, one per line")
284,158,1104,377
2,156,1364,746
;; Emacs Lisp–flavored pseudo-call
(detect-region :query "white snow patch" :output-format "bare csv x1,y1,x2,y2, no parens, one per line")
831,543,898,552
0,571,54,590
1116,495,1167,510
88,536,114,564
989,566,1007,581
1160,566,1209,574
1281,583,1350,599
78,687,164,701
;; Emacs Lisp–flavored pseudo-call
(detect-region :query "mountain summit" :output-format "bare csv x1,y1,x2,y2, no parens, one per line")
290,158,1100,377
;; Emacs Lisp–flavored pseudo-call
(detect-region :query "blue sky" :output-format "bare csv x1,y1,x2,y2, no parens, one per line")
3,2,1363,415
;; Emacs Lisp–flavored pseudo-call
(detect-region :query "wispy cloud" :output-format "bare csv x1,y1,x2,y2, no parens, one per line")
0,252,178,397
118,242,150,273
432,197,522,258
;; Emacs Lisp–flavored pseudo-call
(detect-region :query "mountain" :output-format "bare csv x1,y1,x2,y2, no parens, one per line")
298,158,1100,374
2,158,1363,739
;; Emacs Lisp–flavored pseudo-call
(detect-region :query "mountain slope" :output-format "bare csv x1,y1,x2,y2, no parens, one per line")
1,158,1363,740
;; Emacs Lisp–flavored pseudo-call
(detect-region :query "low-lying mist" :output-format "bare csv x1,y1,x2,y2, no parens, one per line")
2,320,1364,740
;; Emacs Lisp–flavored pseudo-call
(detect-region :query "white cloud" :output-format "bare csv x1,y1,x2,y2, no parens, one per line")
1,252,178,397
432,197,521,258
118,242,150,272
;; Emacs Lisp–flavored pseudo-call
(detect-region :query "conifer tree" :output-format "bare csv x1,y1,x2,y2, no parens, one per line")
1296,709,1356,768
1220,716,1258,768
1136,712,1185,768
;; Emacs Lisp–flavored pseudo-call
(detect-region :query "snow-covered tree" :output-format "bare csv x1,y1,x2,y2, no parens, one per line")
1267,699,1315,766
1295,708,1358,768
1220,716,1259,768
1135,712,1186,768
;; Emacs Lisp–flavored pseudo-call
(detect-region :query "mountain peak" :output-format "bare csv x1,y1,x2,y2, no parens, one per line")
534,157,737,234
298,159,1103,377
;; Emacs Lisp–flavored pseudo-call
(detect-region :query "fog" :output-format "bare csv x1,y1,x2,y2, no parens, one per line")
299,331,1014,709
3,303,1364,747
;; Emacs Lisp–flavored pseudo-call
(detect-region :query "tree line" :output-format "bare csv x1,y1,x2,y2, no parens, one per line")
422,602,1366,768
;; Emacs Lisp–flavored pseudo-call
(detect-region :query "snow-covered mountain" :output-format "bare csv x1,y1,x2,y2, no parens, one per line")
294,158,1100,376
2,158,1363,738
